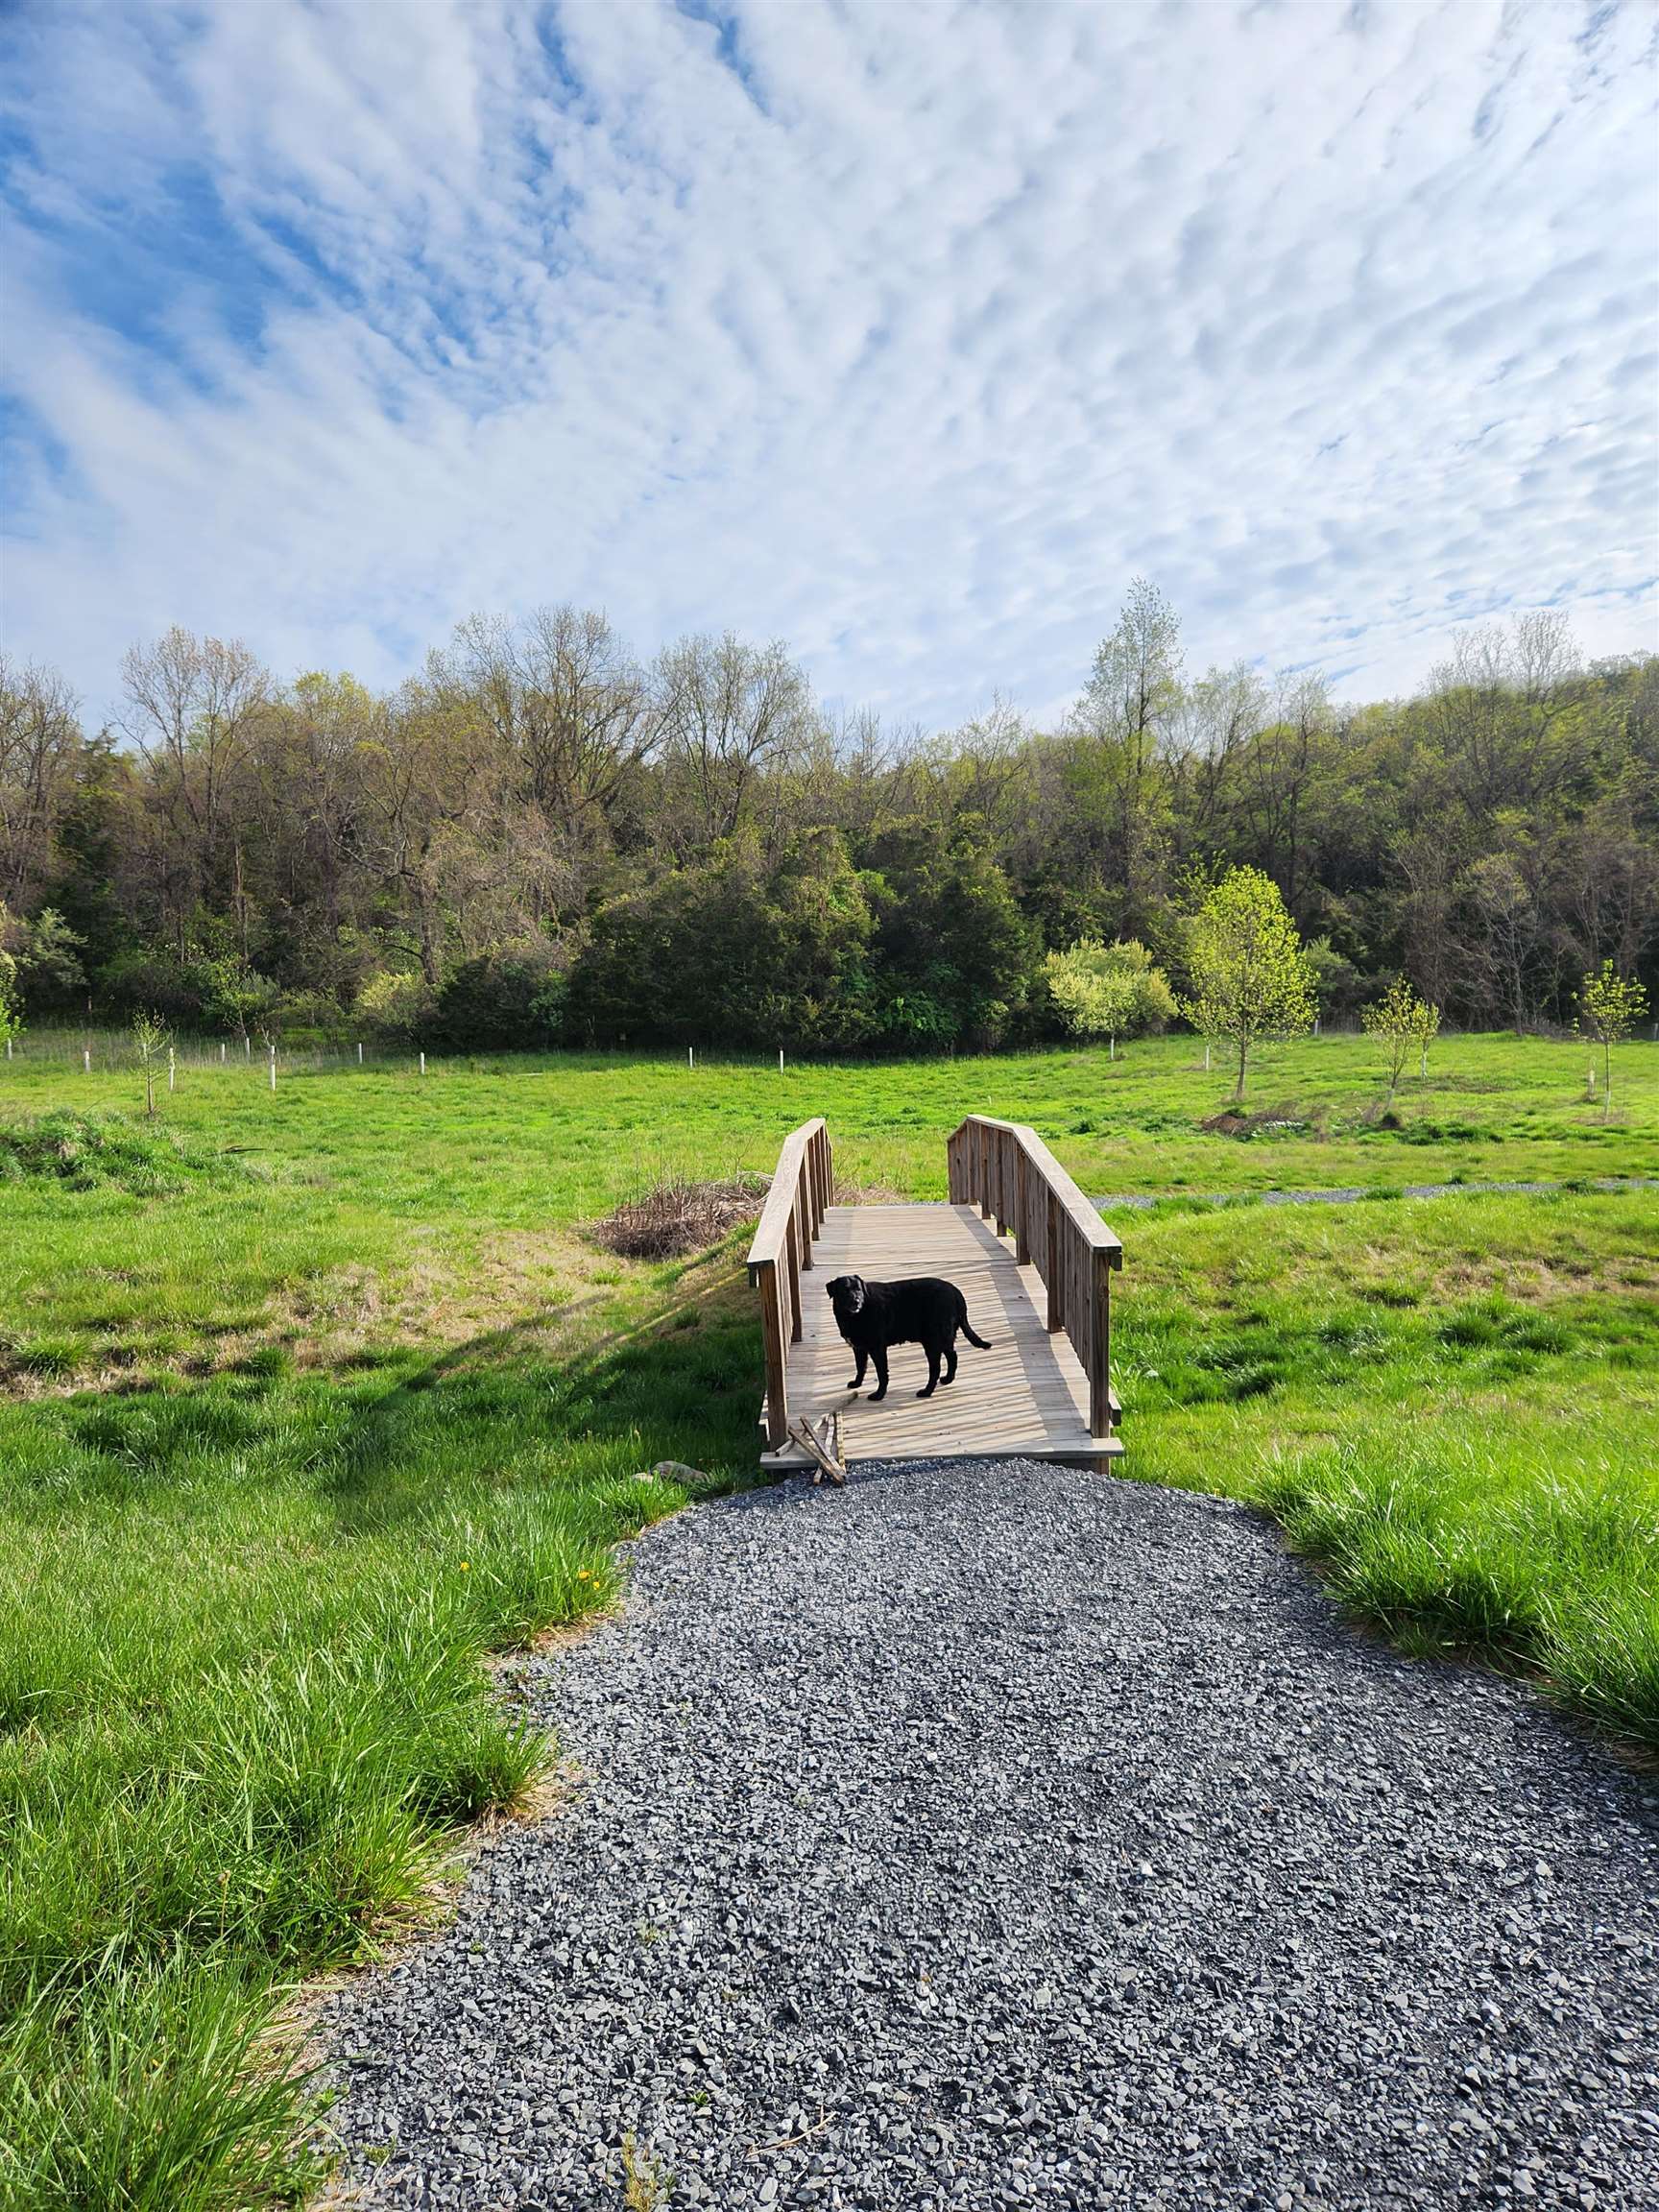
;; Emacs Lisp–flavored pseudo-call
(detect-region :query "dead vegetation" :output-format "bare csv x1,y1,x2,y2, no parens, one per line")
592,1172,769,1260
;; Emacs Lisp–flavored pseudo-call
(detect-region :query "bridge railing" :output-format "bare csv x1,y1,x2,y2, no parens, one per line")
947,1115,1122,1438
746,1117,834,1449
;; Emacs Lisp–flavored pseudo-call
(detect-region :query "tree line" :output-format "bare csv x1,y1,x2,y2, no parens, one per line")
1,585,1654,1053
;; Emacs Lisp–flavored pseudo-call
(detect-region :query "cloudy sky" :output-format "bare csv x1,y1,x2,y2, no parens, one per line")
2,0,1655,730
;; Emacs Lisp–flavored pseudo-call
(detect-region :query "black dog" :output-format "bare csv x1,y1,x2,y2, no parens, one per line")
825,1274,992,1401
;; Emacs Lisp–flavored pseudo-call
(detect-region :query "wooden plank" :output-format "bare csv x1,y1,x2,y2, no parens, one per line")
746,1117,828,1274
949,1115,1122,1262
767,1202,1118,1466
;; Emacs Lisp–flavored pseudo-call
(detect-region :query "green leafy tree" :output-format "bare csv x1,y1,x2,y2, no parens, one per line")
0,943,22,1056
1361,978,1442,1101
1180,866,1314,1097
15,906,86,1007
1044,938,1176,1054
192,954,279,1043
1578,960,1648,1119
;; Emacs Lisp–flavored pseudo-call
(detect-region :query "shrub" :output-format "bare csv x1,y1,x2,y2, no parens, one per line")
354,970,437,1042
430,943,566,1050
1044,938,1177,1048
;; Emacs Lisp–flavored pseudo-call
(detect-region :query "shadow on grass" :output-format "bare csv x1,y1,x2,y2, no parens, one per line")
321,1251,763,1537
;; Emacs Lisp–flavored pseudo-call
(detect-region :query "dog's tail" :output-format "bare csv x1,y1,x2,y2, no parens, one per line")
959,1295,992,1351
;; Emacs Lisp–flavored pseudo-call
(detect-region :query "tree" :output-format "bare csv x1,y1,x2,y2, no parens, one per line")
1180,866,1314,1096
1044,939,1176,1054
120,629,271,922
1578,960,1648,1119
1068,578,1183,933
653,632,816,858
1361,977,1441,1102
0,941,22,1057
0,655,82,907
132,1010,169,1118
15,907,86,1009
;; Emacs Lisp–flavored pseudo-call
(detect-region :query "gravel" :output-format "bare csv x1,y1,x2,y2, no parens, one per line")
1093,1176,1659,1213
324,1459,1659,2211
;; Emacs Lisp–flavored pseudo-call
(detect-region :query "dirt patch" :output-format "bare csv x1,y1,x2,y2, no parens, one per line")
592,1173,769,1260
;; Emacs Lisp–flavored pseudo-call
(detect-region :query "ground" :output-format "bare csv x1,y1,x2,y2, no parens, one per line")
1,1030,1654,2208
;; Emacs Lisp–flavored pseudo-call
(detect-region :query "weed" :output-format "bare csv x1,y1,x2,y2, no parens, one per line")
620,2129,674,2210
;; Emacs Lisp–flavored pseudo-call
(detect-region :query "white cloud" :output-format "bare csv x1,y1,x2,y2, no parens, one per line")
2,0,1655,728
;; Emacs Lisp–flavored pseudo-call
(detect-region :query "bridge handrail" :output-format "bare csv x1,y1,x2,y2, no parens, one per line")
947,1115,1122,1437
747,1116,833,1449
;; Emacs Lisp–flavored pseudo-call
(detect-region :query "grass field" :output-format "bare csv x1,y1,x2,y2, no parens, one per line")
1,1030,1655,2208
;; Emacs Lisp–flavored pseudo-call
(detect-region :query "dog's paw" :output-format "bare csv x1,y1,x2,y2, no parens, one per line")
845,1380,862,1392
868,1389,887,1404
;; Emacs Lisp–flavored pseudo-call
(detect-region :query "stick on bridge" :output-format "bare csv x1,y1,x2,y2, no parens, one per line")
746,1117,1124,1472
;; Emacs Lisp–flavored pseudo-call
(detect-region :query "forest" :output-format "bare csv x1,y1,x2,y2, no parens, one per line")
2,584,1654,1053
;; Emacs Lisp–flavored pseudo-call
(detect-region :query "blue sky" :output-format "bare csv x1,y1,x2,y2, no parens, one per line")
2,0,1655,729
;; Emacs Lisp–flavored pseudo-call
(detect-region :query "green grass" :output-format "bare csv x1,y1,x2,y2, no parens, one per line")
0,1030,1654,2206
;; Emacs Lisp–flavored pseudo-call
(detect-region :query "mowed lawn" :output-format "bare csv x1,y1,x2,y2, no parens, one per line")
1,1031,1655,2210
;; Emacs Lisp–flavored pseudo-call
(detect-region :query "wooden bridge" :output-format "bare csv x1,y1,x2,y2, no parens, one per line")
746,1116,1124,1472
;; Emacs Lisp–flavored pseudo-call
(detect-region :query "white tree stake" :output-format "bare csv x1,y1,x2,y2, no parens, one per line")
83,1047,91,1074
168,1047,176,1093
420,1050,426,1077
268,1045,276,1092
1204,1043,1211,1072
779,1047,784,1072
221,1041,227,1064
357,1041,363,1065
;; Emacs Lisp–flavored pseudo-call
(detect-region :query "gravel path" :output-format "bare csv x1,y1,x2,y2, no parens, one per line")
1093,1175,1659,1213
325,1461,1659,2212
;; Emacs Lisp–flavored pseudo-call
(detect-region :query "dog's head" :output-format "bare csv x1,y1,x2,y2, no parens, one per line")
826,1274,866,1320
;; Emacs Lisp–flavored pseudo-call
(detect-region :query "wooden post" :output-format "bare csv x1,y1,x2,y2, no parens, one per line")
1046,1193,1064,1334
1088,1249,1112,1436
757,1258,788,1449
1014,1148,1030,1263
784,1208,803,1337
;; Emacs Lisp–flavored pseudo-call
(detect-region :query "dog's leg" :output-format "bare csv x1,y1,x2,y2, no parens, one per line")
942,1337,959,1386
918,1343,941,1398
869,1346,889,1402
846,1347,868,1393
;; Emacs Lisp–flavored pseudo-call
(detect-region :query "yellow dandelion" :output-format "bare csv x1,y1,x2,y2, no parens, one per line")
459,1561,469,1573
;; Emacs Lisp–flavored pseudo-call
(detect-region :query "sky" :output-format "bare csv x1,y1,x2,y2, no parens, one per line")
2,0,1656,733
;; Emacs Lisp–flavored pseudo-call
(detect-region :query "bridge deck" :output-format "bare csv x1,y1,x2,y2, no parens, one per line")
761,1203,1124,1471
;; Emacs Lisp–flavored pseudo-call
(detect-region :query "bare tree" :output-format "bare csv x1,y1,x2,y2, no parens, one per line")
1164,661,1266,847
653,632,816,856
119,628,271,909
443,606,656,834
0,655,82,906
